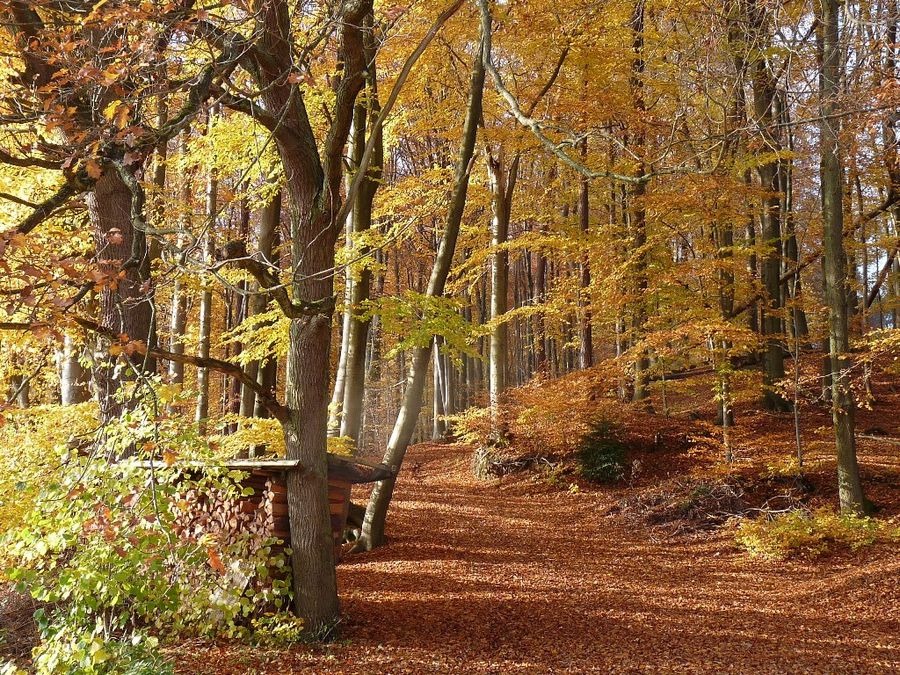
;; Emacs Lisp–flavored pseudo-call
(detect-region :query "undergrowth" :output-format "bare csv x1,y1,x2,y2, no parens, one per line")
575,421,628,483
733,508,899,560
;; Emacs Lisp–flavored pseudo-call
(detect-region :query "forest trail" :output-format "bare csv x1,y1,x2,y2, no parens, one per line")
177,441,899,674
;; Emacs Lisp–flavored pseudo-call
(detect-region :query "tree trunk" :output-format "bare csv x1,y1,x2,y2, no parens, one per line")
432,337,446,440
487,150,517,424
630,0,650,405
354,29,486,551
256,0,371,630
252,192,282,420
817,0,866,514
88,166,155,423
60,334,90,404
341,47,382,444
168,144,191,389
195,119,217,432
578,141,593,369
747,0,791,412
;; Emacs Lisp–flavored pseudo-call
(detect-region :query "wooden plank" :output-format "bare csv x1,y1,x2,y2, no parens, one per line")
130,459,303,470
327,455,394,484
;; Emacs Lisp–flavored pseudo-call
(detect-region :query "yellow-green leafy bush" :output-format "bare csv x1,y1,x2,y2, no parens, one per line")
733,508,898,560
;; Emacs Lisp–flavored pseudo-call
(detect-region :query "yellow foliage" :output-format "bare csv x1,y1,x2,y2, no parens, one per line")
733,509,898,560
212,415,284,457
0,402,97,561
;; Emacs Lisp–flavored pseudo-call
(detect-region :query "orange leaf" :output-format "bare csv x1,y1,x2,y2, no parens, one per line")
207,546,225,575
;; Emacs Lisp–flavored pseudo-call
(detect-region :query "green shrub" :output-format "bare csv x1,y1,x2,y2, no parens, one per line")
576,421,628,484
250,614,306,648
3,387,293,673
733,508,897,560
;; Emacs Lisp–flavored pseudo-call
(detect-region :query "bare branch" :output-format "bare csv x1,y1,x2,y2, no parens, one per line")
216,240,334,318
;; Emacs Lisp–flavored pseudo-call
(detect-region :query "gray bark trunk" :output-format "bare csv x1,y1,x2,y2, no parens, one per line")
340,51,382,444
487,151,515,418
353,29,486,551
817,0,866,514
60,334,90,404
195,117,216,431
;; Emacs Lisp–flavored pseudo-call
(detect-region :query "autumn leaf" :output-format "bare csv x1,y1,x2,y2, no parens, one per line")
106,228,125,246
85,159,103,179
207,546,226,575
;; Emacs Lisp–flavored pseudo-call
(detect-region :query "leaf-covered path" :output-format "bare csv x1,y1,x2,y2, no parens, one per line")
177,442,899,673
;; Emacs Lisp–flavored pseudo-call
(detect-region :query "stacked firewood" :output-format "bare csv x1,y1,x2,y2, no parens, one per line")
172,469,290,568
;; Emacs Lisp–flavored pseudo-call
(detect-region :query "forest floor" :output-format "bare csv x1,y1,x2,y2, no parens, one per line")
3,371,897,672
174,380,900,674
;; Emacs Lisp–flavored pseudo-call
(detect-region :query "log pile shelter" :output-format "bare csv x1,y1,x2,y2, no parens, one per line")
136,453,393,562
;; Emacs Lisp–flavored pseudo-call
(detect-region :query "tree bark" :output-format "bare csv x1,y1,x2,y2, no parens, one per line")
578,140,593,369
255,0,371,629
487,150,517,423
817,0,867,514
341,43,382,444
60,334,90,404
168,139,191,390
353,28,486,551
195,113,217,432
629,0,650,404
252,191,282,420
88,166,156,422
747,0,791,412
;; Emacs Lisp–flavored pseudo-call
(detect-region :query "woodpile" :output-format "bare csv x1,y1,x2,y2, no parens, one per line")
145,454,393,571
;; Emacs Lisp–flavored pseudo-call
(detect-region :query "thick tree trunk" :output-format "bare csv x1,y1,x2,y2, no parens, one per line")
87,167,155,422
255,0,371,630
487,151,516,422
353,31,486,551
817,0,866,514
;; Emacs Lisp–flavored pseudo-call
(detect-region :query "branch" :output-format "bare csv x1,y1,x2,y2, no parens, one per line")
0,148,60,170
333,0,466,230
0,191,39,208
152,30,250,147
866,241,900,309
211,88,284,136
0,314,289,421
525,46,569,117
5,181,79,236
71,315,290,422
857,191,900,229
216,240,334,318
476,0,648,185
